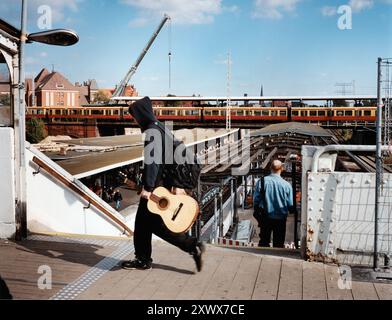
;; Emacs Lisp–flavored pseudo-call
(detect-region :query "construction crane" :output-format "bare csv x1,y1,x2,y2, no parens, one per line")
111,14,171,99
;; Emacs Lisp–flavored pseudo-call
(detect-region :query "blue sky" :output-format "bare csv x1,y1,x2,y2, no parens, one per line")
1,0,391,97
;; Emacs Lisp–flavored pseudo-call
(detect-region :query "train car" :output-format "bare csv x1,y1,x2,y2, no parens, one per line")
153,107,202,121
203,107,288,122
291,107,331,122
331,107,377,122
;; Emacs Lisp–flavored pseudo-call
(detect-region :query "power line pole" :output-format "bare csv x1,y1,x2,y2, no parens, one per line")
226,51,232,131
335,81,355,96
375,57,383,270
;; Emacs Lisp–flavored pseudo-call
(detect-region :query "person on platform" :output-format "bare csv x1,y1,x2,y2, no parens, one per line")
113,189,123,210
120,97,205,272
253,160,294,248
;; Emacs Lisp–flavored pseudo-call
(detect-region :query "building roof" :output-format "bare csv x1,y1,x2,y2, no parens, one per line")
35,68,50,84
252,122,332,137
37,71,77,91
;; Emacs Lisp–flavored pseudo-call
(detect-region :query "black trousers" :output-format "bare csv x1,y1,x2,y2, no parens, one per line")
0,276,12,300
259,216,287,248
133,198,198,261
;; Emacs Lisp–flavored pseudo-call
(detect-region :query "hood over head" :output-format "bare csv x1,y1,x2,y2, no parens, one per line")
129,97,157,131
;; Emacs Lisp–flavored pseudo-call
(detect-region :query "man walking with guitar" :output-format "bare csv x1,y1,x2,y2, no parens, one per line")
121,97,205,272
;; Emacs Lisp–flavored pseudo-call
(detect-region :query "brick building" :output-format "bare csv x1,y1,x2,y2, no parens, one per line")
75,79,99,105
26,68,80,108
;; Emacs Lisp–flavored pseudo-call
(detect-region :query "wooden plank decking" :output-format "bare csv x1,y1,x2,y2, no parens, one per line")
0,237,391,300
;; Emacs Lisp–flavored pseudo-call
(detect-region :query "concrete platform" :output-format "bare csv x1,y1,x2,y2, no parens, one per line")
1,235,391,300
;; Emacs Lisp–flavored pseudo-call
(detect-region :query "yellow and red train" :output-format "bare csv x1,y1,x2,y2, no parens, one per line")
26,105,377,124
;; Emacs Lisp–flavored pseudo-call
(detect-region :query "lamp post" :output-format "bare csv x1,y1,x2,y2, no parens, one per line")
15,0,79,240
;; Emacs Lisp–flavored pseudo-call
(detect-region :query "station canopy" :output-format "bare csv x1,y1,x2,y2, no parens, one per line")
252,122,332,138
54,128,237,179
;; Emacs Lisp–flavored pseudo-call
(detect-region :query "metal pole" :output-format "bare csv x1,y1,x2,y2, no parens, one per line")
214,196,218,244
375,57,383,270
292,160,298,249
15,0,28,240
219,180,224,238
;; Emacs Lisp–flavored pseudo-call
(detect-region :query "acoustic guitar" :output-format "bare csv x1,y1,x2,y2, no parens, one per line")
147,187,200,234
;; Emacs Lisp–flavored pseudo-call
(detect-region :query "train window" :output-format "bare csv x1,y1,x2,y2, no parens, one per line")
292,111,299,116
254,110,262,116
280,111,287,116
310,111,317,116
345,111,353,116
336,110,344,116
212,110,220,116
55,110,61,115
317,111,326,116
262,110,270,116
364,110,372,116
236,110,244,116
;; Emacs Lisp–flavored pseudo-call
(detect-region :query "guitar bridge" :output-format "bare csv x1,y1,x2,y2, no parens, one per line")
172,203,184,221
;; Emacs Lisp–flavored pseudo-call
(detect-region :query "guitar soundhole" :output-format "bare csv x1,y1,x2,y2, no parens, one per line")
158,198,169,210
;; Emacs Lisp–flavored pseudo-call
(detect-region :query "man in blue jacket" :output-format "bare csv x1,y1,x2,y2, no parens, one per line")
253,160,294,248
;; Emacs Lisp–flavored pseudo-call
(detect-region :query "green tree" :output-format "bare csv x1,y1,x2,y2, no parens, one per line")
0,94,10,106
95,90,110,104
26,118,48,144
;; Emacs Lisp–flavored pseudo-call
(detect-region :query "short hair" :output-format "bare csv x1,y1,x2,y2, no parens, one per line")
271,160,284,173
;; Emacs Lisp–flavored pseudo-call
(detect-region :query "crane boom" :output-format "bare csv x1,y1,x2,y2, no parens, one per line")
112,14,171,99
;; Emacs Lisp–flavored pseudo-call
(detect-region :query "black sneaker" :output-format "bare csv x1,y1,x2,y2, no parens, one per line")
121,258,152,270
192,242,206,272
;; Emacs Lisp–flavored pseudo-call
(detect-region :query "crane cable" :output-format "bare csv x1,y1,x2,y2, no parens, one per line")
168,17,172,92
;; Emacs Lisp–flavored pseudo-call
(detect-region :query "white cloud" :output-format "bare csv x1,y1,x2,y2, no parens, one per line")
320,0,391,17
349,0,374,12
321,6,337,16
121,0,223,25
252,0,302,19
31,0,82,22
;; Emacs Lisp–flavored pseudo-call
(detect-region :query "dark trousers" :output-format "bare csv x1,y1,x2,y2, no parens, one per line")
134,198,198,261
259,216,287,248
0,276,12,300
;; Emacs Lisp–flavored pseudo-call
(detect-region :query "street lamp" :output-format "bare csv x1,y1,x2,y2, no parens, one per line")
27,29,79,46
15,0,79,239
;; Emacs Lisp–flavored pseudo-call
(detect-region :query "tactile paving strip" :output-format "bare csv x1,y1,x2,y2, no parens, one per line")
50,242,134,300
27,234,134,300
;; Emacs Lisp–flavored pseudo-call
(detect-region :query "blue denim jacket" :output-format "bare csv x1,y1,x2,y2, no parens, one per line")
253,174,294,220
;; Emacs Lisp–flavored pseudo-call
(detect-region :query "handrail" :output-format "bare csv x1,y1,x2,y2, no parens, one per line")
311,145,392,173
32,156,133,237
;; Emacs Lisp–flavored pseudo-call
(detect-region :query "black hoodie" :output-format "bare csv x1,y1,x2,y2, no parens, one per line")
129,97,157,132
129,97,165,192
